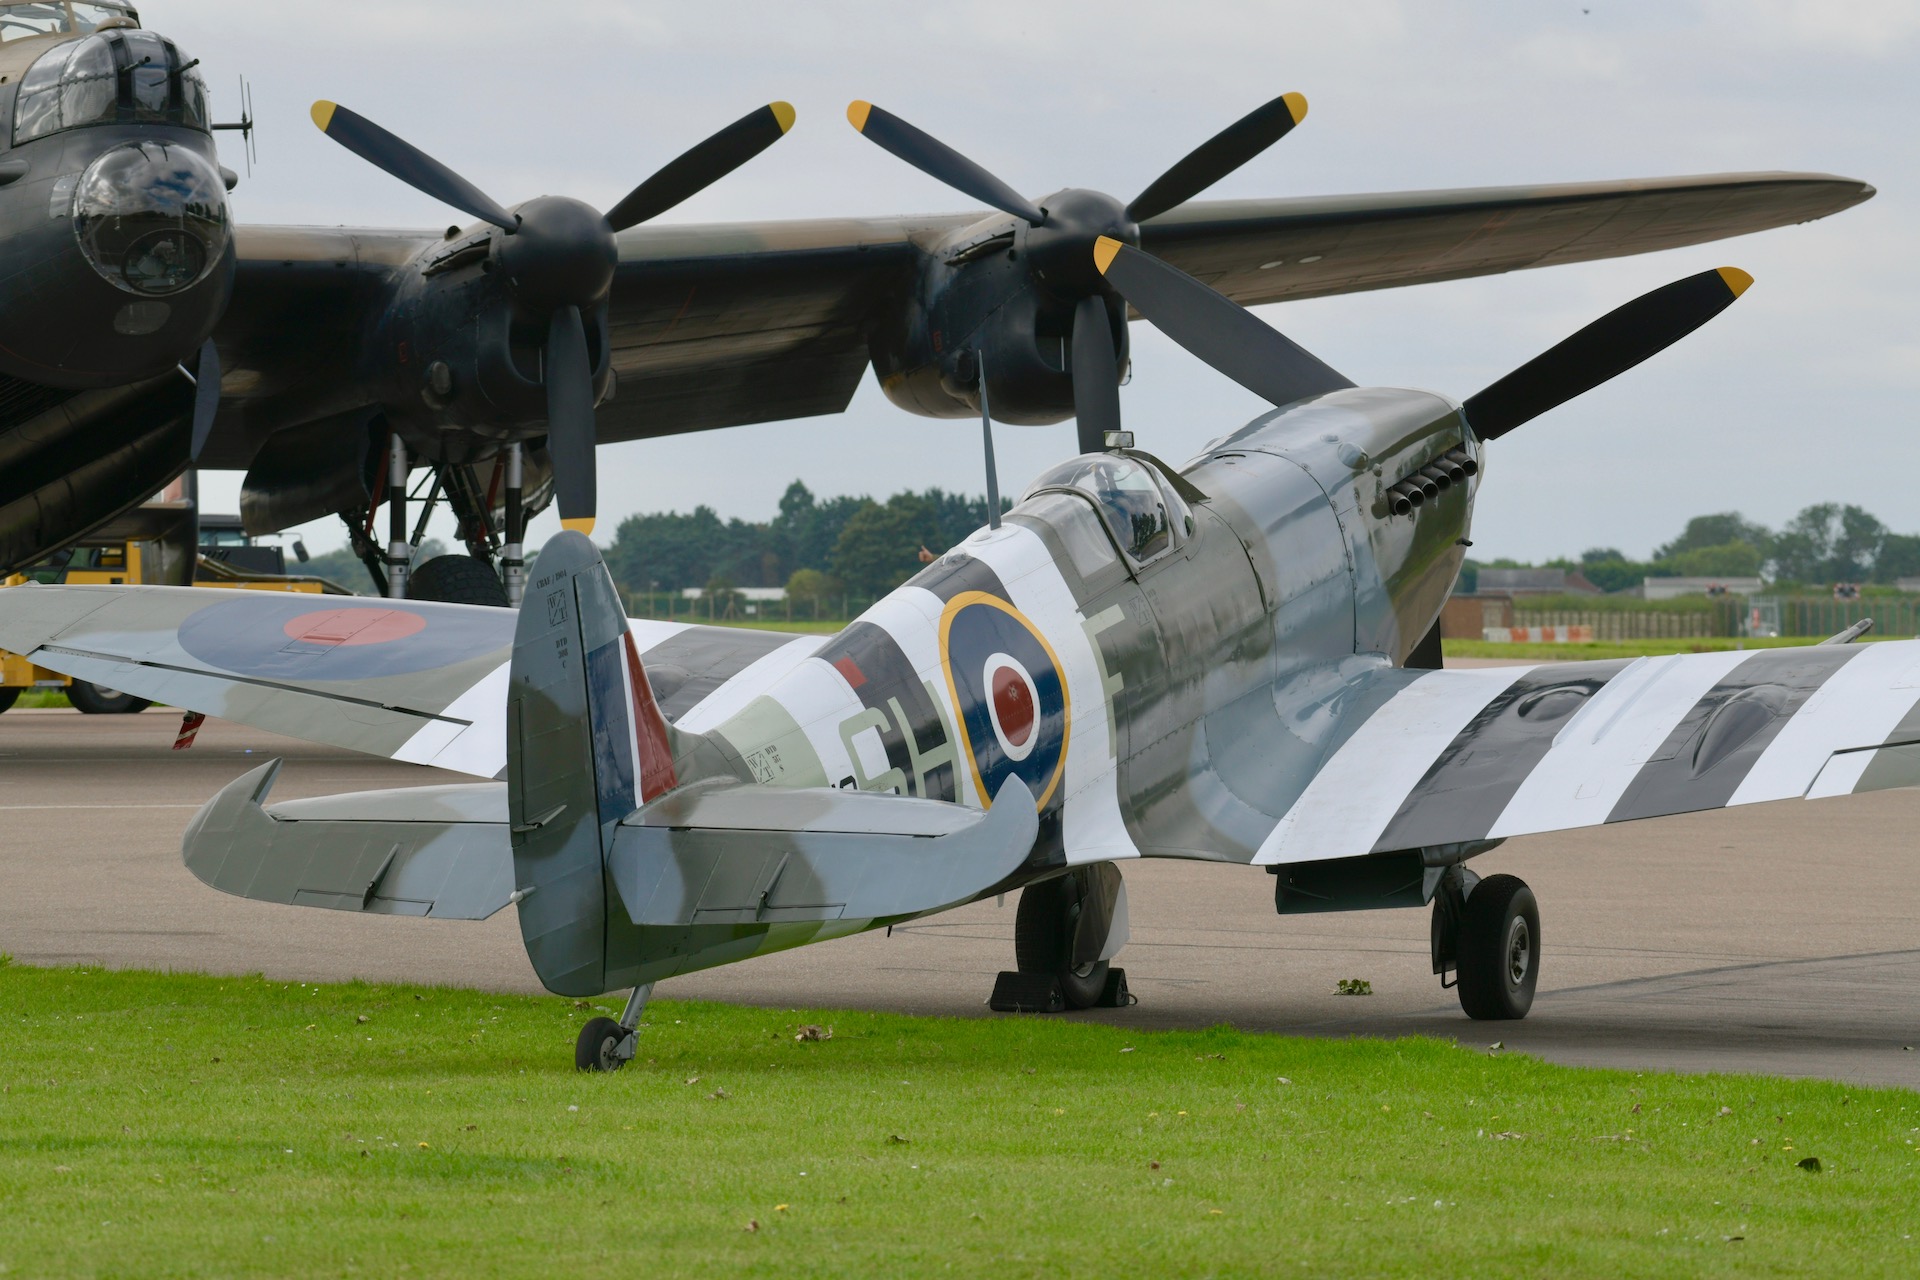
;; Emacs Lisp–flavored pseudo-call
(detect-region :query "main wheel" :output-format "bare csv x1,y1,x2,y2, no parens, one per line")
575,1017,630,1072
66,681,151,715
1014,875,1110,1010
0,687,19,714
407,555,510,607
1455,874,1539,1020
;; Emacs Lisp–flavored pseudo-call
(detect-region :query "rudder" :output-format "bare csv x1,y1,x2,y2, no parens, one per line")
508,531,678,995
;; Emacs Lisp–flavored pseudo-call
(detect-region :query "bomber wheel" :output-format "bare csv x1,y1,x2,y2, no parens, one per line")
1014,876,1109,1010
407,555,510,608
0,687,18,714
66,681,152,715
576,1016,630,1072
1456,874,1539,1021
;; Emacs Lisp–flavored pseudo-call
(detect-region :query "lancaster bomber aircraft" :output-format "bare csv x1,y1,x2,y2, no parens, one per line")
8,239,1920,1070
0,1,1874,599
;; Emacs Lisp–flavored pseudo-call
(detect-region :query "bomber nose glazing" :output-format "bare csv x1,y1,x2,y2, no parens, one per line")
73,141,231,297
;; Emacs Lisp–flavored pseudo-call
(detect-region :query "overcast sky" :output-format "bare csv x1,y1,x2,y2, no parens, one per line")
163,0,1916,563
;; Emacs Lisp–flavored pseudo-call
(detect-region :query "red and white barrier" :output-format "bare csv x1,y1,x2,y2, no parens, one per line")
1482,625,1595,644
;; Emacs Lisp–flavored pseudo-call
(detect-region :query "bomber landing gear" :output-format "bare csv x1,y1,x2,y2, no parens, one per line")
576,982,653,1072
990,863,1135,1013
1433,866,1539,1020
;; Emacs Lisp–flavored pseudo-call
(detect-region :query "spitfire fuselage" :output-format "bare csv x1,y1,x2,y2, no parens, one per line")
591,387,1477,990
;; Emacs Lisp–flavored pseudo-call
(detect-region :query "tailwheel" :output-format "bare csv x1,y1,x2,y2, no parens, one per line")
576,1017,632,1072
1455,873,1539,1020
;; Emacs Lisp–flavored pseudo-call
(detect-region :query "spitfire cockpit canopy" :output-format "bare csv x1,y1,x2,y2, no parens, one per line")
12,19,209,147
0,2,137,43
1024,454,1189,564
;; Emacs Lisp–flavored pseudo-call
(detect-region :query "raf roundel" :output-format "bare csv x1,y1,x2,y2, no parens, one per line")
177,596,513,681
939,592,1069,811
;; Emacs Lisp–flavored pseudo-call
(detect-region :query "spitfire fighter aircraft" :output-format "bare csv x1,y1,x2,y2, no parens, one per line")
0,4,1874,600
10,238,1920,1070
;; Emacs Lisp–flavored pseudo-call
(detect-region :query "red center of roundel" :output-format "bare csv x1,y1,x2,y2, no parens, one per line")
991,665,1034,747
281,608,428,647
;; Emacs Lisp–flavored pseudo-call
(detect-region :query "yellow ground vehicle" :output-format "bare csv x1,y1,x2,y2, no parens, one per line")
2,510,351,714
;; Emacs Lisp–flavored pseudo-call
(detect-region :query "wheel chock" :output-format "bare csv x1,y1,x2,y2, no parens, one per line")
989,971,1064,1013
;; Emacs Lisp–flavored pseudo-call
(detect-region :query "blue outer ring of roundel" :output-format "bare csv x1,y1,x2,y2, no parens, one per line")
939,591,1069,811
177,596,514,681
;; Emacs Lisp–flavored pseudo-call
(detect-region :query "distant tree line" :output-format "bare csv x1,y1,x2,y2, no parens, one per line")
1463,504,1920,594
603,481,1011,601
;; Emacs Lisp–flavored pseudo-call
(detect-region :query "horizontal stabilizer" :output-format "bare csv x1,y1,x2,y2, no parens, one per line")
182,761,514,919
608,777,1039,926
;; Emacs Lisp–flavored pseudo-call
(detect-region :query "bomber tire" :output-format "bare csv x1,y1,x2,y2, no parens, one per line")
0,687,18,714
576,1017,630,1072
407,555,510,608
1014,876,1109,1011
67,681,151,715
1456,874,1540,1021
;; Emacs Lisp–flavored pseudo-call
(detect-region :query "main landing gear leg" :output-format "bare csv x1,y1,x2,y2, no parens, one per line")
384,432,410,600
501,443,526,606
989,863,1134,1013
576,982,653,1072
1434,867,1539,1021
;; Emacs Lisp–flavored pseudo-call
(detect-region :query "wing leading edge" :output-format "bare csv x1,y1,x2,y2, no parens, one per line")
1258,641,1920,865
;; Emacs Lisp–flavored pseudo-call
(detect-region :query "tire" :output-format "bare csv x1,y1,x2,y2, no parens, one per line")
1456,874,1540,1021
575,1016,629,1072
66,681,152,715
0,687,18,714
407,555,510,607
1014,875,1110,1010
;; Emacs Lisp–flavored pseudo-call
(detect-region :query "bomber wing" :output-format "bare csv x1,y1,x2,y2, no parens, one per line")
1139,172,1873,308
0,584,818,777
1254,641,1920,865
204,172,1867,463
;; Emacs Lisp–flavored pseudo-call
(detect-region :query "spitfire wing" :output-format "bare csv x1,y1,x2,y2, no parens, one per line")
1257,641,1920,865
1140,172,1874,310
0,585,818,777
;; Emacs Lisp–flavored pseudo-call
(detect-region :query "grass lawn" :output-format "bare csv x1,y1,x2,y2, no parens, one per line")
2,964,1916,1278
1442,635,1863,663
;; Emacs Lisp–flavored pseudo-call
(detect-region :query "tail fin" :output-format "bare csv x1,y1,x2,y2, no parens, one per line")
507,530,682,995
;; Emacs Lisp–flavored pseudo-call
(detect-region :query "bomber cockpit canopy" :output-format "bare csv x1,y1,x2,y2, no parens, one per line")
1024,453,1191,564
12,17,211,146
0,2,138,43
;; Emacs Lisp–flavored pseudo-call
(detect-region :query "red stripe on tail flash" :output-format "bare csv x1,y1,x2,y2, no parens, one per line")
623,632,677,802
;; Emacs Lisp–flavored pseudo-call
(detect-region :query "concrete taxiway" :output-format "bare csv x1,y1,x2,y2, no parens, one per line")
2,708,1915,1088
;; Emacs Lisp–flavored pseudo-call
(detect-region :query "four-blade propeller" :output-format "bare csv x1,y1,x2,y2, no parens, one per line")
848,93,1308,453
1092,234,1752,445
310,99,797,533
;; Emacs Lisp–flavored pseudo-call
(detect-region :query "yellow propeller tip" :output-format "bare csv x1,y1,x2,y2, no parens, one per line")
310,100,337,132
770,101,796,134
1717,266,1754,298
1093,236,1123,275
561,517,596,536
847,100,873,132
1282,91,1308,125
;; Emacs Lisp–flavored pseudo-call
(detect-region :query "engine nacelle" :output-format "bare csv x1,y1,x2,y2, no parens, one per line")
867,222,1128,426
371,233,613,465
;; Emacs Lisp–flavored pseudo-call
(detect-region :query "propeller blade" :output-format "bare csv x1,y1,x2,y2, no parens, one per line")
1463,267,1753,440
310,101,517,232
1126,92,1308,223
545,305,597,535
1072,296,1122,454
846,101,1047,225
1093,237,1354,408
187,339,220,461
606,102,797,232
